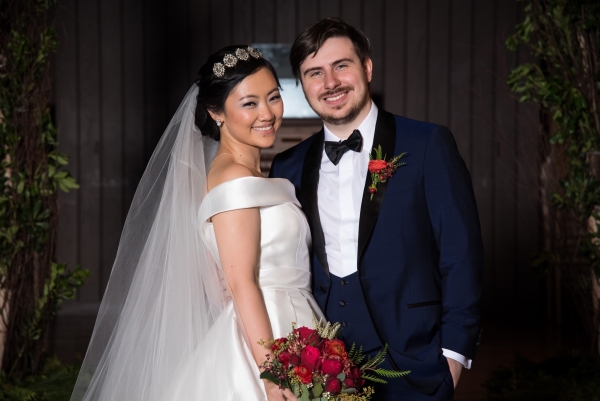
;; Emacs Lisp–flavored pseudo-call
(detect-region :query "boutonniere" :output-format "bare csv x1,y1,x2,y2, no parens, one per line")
368,145,407,200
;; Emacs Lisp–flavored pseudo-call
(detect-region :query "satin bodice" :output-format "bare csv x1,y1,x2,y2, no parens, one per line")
198,176,312,291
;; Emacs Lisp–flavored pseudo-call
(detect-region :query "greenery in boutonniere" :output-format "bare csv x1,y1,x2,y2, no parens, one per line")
367,145,407,200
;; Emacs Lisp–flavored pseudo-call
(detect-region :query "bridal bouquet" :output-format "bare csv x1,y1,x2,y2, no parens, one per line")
259,317,409,401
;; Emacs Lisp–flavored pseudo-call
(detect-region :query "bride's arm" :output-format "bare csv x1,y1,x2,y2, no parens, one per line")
210,166,297,401
212,206,272,365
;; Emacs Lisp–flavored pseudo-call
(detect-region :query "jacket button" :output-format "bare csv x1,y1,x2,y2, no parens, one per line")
340,280,346,286
320,285,327,292
339,300,346,306
341,322,347,327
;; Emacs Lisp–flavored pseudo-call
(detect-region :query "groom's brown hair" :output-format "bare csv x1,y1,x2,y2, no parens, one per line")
289,18,371,83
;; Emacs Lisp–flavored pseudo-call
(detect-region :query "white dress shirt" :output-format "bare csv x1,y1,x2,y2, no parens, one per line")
316,101,471,369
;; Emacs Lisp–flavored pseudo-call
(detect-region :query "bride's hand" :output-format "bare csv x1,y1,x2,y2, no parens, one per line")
263,380,298,401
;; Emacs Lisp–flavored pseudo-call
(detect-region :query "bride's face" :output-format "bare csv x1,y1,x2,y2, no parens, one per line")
218,67,283,149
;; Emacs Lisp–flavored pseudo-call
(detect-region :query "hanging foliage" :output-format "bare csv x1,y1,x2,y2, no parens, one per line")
507,0,600,356
0,0,89,378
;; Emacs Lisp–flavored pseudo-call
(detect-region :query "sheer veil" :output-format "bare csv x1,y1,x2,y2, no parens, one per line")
70,85,224,401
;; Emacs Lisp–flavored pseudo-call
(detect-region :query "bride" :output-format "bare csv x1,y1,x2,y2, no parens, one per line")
69,45,324,401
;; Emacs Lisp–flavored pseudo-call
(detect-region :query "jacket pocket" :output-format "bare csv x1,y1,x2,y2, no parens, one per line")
406,300,441,309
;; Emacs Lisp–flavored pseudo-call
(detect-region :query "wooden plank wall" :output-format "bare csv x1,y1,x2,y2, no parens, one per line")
53,0,543,357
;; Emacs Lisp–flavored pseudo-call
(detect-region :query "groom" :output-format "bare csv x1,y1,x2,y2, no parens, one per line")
269,18,483,400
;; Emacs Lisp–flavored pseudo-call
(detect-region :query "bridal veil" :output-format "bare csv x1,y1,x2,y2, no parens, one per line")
70,85,225,401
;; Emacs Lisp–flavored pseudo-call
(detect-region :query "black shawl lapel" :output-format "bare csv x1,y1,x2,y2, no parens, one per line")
357,109,397,264
301,129,330,275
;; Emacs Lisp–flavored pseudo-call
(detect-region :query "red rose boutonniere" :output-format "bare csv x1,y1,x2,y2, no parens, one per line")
368,145,407,200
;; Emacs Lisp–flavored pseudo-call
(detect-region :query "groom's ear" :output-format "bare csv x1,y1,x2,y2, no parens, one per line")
363,58,373,83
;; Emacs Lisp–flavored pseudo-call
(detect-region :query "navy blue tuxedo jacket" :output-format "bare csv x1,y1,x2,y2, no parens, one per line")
269,109,483,396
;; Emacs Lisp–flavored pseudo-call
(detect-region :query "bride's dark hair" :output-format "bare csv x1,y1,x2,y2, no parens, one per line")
195,45,281,141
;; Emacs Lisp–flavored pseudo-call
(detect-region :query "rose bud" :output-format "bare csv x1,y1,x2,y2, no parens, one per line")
300,345,321,370
289,354,301,366
321,358,343,376
369,187,377,194
324,376,342,394
343,377,356,388
348,366,361,380
294,327,321,344
278,350,291,368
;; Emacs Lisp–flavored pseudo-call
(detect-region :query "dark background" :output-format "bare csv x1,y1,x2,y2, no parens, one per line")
51,0,552,398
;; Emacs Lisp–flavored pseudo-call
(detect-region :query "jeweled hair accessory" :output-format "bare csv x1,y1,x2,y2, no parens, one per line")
212,46,263,77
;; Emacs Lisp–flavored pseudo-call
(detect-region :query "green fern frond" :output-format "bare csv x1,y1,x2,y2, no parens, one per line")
361,345,388,370
347,343,357,359
373,368,411,378
361,374,388,384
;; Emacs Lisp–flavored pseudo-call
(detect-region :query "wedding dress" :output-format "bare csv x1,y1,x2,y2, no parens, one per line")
69,85,323,401
167,176,324,400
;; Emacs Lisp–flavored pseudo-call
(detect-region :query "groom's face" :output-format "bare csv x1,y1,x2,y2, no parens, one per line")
298,37,373,128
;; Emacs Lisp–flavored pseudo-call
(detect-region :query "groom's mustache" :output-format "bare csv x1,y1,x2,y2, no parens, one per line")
319,86,354,101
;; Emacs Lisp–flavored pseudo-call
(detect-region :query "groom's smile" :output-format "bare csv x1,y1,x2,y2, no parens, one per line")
299,37,373,134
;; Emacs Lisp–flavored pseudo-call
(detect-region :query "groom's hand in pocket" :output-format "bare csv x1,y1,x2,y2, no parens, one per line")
446,357,463,388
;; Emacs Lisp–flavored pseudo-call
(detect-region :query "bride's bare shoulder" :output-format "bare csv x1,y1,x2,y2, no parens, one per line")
207,156,255,192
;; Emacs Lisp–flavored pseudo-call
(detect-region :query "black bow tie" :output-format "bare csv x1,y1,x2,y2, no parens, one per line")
324,129,363,166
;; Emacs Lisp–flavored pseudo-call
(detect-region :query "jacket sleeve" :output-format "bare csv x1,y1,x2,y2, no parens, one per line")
423,125,484,360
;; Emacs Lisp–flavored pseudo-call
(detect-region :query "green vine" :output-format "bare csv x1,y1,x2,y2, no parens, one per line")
0,0,89,378
507,0,600,355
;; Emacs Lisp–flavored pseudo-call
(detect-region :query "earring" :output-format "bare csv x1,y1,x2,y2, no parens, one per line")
216,119,222,127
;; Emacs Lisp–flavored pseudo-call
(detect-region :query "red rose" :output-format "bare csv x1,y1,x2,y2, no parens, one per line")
321,358,343,376
294,327,321,345
347,366,362,380
278,350,291,368
271,338,287,352
323,339,347,359
324,376,342,394
293,365,313,384
343,377,356,388
300,345,321,370
368,159,387,173
289,354,301,366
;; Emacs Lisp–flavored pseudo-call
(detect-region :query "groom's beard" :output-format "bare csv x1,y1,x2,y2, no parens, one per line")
313,86,370,126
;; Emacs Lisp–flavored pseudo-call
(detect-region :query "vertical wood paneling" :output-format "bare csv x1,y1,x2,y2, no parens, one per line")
471,0,496,312
55,0,79,281
210,0,231,52
405,0,427,120
144,0,168,158
276,0,297,43
515,7,542,314
340,0,361,28
383,0,406,115
319,0,340,19
53,0,545,324
493,0,519,313
449,0,473,164
189,0,210,82
167,0,191,116
254,0,275,43
428,0,450,126
232,0,253,44
297,0,318,32
363,0,384,102
123,0,145,215
77,0,101,302
100,0,124,291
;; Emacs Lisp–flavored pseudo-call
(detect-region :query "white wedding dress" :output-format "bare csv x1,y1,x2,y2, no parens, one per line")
166,176,324,400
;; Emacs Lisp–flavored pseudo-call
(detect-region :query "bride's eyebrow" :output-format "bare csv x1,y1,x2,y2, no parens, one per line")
237,88,280,102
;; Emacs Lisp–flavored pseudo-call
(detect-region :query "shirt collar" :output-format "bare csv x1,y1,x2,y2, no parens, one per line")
323,101,378,152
